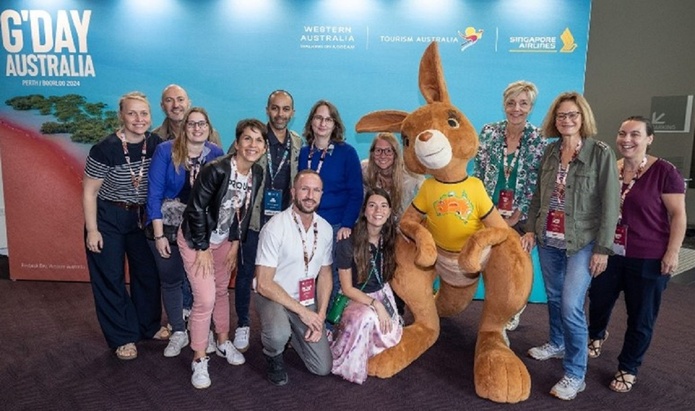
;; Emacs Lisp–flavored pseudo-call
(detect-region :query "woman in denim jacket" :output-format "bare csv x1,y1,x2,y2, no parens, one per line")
521,92,620,401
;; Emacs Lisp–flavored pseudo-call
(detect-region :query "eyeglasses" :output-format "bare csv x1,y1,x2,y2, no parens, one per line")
555,111,581,121
312,115,334,125
186,121,208,129
373,147,394,156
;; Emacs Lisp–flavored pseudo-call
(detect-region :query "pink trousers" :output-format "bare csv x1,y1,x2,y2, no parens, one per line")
177,231,232,352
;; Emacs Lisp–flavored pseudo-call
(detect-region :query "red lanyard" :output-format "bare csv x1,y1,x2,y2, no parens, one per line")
617,157,647,222
187,156,201,188
118,132,146,192
291,210,319,277
307,143,330,173
556,140,582,186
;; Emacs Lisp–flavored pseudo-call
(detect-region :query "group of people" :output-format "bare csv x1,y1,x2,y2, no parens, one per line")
476,82,685,400
82,85,418,389
82,81,685,398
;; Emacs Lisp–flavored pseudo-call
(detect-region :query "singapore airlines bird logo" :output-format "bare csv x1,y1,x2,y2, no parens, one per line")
560,28,577,52
458,27,484,51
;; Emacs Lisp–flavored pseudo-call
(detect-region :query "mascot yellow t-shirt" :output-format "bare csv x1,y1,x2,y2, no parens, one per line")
412,176,494,252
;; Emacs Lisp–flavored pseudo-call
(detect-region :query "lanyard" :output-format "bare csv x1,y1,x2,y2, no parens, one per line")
369,236,384,287
187,155,201,188
267,134,292,189
118,132,147,193
306,143,330,173
291,210,319,276
556,140,582,186
617,156,647,222
502,141,520,185
231,156,254,238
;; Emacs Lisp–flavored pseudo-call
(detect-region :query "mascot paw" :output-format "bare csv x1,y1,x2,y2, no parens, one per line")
415,242,437,267
367,350,399,378
475,336,531,403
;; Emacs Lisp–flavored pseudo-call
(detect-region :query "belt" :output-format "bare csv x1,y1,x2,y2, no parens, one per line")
105,200,142,210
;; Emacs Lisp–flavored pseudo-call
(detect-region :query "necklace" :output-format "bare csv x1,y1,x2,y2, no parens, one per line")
118,131,147,192
617,156,648,222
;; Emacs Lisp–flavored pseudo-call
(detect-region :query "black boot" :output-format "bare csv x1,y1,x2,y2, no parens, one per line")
265,353,288,386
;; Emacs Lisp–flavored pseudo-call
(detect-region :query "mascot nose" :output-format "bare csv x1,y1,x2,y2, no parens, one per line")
418,131,433,142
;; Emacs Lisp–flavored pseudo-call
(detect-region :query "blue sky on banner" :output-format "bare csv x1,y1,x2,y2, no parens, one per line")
1,0,591,154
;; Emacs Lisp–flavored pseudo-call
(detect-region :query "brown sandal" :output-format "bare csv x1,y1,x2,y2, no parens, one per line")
610,370,636,393
115,343,138,360
588,331,608,359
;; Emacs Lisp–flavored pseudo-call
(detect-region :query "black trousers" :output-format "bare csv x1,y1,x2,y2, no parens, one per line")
86,199,161,349
588,255,669,375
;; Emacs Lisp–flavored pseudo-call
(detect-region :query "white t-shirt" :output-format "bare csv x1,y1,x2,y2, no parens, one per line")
255,207,333,300
209,165,250,245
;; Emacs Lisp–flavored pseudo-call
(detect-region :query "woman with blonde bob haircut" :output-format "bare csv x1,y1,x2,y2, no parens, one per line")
362,132,424,220
522,91,620,400
474,80,547,331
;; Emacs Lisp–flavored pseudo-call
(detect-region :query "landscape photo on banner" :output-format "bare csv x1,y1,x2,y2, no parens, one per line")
0,0,591,280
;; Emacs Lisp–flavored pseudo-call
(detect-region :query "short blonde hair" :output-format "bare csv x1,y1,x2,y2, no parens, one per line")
503,80,538,108
541,91,598,138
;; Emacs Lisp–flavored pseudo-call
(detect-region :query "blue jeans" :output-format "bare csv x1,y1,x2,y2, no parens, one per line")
147,240,186,332
235,229,259,328
538,242,594,380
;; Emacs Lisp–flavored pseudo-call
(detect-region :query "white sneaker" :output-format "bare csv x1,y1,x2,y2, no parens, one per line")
550,375,586,400
205,330,217,354
216,340,245,365
528,342,565,361
182,308,192,323
505,305,526,331
163,331,189,358
233,326,250,352
191,357,211,389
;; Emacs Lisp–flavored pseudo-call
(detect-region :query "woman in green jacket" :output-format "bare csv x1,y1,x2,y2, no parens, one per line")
521,92,620,401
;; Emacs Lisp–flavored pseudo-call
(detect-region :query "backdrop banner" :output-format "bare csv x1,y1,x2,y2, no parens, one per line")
0,0,591,283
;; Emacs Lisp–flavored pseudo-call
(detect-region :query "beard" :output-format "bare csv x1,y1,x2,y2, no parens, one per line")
294,196,318,214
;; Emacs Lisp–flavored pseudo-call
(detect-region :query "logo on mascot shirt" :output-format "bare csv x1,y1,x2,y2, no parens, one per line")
434,191,473,222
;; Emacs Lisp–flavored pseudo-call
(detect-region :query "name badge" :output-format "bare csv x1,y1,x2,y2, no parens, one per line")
497,189,514,217
545,210,565,240
612,224,628,256
298,277,315,306
264,189,282,216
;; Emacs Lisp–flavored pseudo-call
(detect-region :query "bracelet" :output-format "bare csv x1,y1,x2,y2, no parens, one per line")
154,235,166,241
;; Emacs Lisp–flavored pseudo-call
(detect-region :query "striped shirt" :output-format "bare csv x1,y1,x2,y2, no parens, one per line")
84,132,162,204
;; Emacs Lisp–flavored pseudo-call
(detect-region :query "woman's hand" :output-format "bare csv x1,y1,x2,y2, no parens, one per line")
661,248,679,275
155,237,171,258
193,249,214,278
520,232,535,253
590,253,608,277
336,227,352,241
86,230,103,253
372,300,393,334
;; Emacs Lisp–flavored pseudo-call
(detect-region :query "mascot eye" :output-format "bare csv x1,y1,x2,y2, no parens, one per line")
448,117,460,128
402,133,410,147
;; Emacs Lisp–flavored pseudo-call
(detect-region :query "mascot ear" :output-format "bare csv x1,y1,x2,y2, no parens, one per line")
419,42,450,104
356,110,409,133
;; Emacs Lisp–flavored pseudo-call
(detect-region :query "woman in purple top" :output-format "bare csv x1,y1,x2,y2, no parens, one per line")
588,116,686,393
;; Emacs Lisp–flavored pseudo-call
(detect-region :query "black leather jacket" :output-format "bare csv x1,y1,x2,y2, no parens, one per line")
181,153,263,250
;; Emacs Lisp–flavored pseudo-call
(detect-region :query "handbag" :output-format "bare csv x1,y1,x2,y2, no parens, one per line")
144,198,186,244
326,293,350,325
326,266,375,325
